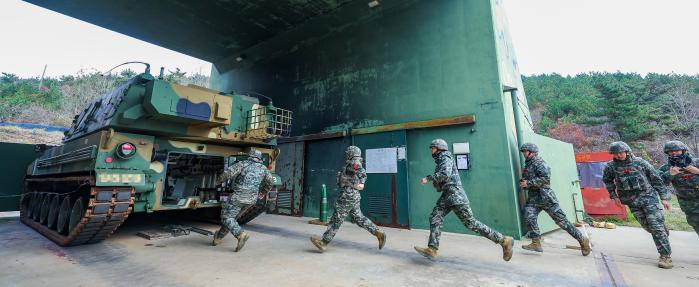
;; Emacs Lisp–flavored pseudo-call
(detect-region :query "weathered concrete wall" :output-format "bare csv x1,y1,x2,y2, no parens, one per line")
212,0,526,237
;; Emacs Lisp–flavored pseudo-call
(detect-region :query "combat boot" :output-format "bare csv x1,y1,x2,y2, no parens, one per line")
310,236,327,252
658,255,674,269
522,237,543,252
500,236,514,261
579,235,591,256
414,246,437,260
375,230,386,250
211,230,224,246
234,232,249,252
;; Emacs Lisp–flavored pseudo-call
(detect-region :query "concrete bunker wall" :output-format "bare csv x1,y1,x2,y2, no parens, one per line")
211,0,525,237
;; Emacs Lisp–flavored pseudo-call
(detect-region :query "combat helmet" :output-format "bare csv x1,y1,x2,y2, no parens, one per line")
663,140,689,154
346,146,361,158
248,148,262,160
608,141,632,154
519,143,539,153
429,139,448,151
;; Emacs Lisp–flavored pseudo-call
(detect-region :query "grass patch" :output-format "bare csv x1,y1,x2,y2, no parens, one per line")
596,195,693,232
0,126,64,145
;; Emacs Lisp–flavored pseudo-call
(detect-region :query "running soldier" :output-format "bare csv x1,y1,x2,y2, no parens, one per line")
518,143,591,256
212,148,274,252
602,141,673,269
414,139,514,261
310,146,386,252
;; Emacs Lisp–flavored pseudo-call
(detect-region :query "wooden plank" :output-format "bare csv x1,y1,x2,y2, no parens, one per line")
351,115,475,135
278,131,346,143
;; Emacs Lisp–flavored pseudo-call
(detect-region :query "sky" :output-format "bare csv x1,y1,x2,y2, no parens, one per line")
0,1,211,78
1,0,697,78
504,0,699,76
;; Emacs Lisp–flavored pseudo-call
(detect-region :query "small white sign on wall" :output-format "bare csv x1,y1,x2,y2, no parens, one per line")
456,154,469,170
365,148,398,173
397,147,406,160
453,142,470,154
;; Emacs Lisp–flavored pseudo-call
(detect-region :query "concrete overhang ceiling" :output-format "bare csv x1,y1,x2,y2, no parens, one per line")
25,0,358,71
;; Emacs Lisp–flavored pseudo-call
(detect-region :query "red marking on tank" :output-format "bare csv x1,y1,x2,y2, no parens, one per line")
105,157,113,163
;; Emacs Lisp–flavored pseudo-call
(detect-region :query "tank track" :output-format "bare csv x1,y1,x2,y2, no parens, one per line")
20,181,135,246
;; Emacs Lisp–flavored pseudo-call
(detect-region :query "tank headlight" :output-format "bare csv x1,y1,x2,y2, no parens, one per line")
116,142,137,159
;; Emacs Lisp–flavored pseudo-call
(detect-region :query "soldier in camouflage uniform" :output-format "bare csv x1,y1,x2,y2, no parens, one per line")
310,146,386,252
212,148,274,252
659,140,699,236
518,143,591,256
414,139,514,261
602,141,674,269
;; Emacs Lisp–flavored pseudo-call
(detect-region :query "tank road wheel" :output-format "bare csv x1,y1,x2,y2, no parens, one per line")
25,193,36,219
47,195,60,229
32,193,45,221
20,193,31,217
68,197,85,233
57,196,71,235
40,194,53,225
27,193,36,220
20,179,135,246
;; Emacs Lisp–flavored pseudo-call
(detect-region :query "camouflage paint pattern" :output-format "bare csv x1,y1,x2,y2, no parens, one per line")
26,72,290,214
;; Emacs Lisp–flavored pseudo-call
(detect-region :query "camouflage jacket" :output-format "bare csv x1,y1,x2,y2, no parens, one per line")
427,151,468,206
522,156,557,203
602,155,671,205
659,156,699,199
218,157,274,204
337,156,367,191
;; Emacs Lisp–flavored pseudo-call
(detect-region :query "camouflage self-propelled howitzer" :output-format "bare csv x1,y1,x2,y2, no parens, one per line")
20,68,292,246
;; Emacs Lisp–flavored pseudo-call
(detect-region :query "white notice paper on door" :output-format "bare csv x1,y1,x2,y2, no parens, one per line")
365,148,398,173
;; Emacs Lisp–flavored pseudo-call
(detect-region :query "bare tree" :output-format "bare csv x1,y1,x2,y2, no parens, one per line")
662,77,699,155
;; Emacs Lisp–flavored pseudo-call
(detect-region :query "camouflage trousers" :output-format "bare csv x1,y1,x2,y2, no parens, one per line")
523,201,583,240
322,191,378,243
678,197,699,236
216,199,252,239
629,203,672,256
428,198,504,249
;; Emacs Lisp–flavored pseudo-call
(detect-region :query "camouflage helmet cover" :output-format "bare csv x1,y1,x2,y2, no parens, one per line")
429,139,448,151
609,141,632,153
248,148,262,159
519,142,539,153
663,140,689,154
346,146,361,158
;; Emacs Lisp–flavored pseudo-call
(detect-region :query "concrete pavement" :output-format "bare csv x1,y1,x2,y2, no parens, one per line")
0,213,697,287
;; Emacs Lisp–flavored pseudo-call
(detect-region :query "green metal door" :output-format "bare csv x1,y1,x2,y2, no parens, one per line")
271,142,304,216
302,137,350,218
0,143,37,212
353,131,410,228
